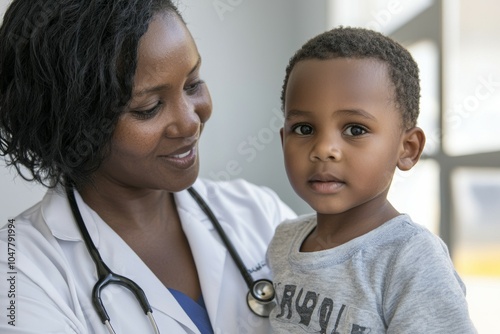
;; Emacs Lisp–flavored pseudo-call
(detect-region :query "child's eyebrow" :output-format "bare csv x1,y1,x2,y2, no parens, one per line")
285,108,377,121
285,109,312,120
337,108,377,121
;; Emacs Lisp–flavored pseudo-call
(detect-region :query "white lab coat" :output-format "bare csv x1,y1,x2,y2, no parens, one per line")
0,178,296,334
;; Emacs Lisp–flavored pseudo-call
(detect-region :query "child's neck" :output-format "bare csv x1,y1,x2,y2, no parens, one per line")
300,202,399,252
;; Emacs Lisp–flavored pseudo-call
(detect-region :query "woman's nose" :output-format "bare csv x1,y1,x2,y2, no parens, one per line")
164,92,211,138
310,132,342,162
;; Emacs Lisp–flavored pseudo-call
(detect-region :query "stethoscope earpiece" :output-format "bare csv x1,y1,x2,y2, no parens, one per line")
247,279,276,317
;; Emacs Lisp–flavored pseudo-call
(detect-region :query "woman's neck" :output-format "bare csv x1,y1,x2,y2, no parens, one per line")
77,175,178,234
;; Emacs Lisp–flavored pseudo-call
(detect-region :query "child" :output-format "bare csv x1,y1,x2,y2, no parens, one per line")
267,27,476,333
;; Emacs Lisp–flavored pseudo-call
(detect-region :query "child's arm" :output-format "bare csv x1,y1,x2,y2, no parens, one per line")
383,231,477,333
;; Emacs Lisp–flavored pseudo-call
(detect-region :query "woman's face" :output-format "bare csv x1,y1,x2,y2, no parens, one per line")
96,12,212,192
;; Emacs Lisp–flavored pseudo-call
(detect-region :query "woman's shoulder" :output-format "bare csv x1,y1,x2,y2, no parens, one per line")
196,177,279,198
191,177,296,224
0,188,71,283
0,187,77,252
1,192,47,233
197,177,294,210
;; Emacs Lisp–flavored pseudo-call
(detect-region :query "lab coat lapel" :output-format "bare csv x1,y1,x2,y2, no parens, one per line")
45,188,202,334
94,226,202,334
175,183,227,326
107,244,199,333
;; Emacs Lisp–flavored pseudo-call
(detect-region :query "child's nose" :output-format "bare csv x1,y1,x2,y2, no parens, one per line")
310,132,342,162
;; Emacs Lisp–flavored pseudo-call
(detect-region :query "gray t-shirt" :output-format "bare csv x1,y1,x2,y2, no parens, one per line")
267,213,477,334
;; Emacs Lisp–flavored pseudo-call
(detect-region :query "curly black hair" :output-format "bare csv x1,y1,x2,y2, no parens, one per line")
281,26,420,129
0,0,181,188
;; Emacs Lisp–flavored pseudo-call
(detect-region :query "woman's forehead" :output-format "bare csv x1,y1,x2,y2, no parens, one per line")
133,12,198,93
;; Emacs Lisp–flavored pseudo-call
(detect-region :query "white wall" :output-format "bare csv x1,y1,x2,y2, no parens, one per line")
1,0,330,224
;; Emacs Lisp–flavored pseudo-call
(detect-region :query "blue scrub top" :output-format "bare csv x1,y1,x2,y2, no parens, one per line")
169,289,214,334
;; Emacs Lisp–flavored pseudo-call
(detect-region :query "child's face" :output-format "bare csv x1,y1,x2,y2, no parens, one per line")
281,58,406,215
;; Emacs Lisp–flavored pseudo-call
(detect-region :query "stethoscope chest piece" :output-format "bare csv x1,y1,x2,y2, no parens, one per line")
247,279,276,317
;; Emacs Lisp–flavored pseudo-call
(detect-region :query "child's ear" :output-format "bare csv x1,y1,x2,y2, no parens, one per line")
280,127,284,146
397,127,426,171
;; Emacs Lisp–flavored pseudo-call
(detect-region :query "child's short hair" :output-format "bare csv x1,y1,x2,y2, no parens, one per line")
281,26,420,129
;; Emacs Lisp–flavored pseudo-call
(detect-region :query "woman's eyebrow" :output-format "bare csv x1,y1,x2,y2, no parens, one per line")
188,56,202,76
133,56,202,97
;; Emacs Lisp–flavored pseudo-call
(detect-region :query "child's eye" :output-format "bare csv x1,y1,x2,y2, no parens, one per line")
343,125,366,136
292,124,314,135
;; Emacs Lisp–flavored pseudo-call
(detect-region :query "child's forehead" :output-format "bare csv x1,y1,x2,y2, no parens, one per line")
289,57,393,92
293,57,389,76
285,57,397,115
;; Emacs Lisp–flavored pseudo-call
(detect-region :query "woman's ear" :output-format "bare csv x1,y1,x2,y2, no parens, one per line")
397,127,426,171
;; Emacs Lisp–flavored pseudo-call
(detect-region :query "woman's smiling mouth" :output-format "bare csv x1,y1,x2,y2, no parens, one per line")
172,150,191,159
161,145,197,169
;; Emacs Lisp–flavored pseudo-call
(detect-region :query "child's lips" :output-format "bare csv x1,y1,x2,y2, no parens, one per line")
309,172,343,183
308,173,345,194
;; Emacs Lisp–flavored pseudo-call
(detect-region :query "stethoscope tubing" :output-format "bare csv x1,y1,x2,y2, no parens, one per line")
67,184,274,332
186,187,255,289
66,187,159,333
187,187,276,317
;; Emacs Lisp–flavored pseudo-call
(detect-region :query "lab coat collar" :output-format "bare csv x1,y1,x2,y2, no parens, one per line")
41,187,95,242
40,181,228,333
40,186,204,334
40,180,216,241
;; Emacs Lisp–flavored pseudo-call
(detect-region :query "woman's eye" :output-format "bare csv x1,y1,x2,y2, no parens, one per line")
292,124,313,135
132,102,162,120
185,80,204,94
344,125,366,136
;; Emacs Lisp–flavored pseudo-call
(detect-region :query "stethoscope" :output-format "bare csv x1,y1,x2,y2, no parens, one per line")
66,186,275,334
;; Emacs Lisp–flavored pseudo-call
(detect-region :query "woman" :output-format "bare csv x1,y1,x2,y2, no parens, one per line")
0,1,295,333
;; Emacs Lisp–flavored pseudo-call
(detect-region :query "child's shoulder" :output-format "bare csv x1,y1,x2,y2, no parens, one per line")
277,212,316,230
380,214,451,261
272,213,316,240
269,213,316,256
390,215,445,245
